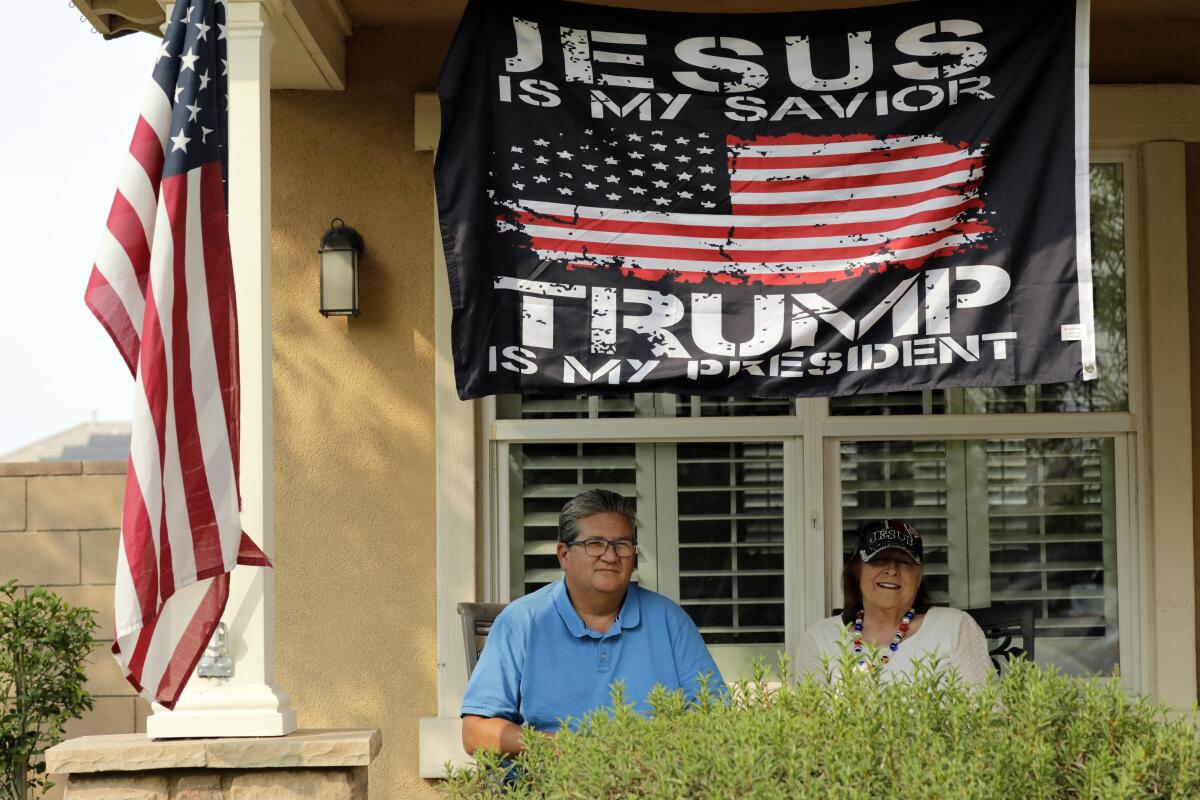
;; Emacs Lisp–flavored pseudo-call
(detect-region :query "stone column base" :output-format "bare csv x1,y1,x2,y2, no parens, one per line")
45,729,381,800
60,767,365,799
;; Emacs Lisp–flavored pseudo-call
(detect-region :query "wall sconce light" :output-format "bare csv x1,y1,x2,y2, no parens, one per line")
318,218,363,317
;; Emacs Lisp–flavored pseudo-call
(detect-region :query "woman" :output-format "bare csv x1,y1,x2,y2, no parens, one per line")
795,520,994,684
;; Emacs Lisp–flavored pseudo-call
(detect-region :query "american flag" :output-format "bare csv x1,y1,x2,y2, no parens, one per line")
84,0,269,709
497,129,992,285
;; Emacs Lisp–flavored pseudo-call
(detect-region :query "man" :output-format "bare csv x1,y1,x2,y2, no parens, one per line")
460,488,724,755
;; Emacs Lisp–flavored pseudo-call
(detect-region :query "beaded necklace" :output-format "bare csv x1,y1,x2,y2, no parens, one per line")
852,608,915,667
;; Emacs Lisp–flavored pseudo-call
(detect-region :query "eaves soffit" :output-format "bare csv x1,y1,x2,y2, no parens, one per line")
341,0,1200,28
73,0,353,90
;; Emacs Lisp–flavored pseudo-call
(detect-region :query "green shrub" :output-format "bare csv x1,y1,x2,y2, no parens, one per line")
443,654,1200,799
0,581,97,800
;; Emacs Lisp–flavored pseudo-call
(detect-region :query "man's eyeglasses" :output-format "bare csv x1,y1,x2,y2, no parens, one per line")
565,538,637,558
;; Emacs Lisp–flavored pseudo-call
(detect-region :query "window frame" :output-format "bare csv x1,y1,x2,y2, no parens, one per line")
483,149,1144,685
491,422,805,679
421,88,1199,777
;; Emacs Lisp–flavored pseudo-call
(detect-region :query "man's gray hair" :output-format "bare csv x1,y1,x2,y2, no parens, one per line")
558,489,638,543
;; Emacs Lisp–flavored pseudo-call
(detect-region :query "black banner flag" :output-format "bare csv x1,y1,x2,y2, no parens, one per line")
435,0,1094,399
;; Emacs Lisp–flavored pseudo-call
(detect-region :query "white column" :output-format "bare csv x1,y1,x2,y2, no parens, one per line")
1142,142,1196,710
147,0,297,738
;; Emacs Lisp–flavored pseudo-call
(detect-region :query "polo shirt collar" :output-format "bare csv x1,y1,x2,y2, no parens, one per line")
618,583,641,630
552,578,642,638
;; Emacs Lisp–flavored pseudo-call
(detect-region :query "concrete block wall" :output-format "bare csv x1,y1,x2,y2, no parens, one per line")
0,461,149,797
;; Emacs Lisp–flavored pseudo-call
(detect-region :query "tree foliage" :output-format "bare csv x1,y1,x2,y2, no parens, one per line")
445,654,1200,799
0,581,96,800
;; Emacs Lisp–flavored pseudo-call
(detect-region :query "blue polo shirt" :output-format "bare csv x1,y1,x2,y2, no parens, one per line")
460,579,725,732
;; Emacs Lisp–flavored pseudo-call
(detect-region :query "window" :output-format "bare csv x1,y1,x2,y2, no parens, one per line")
839,437,1119,676
498,398,792,677
484,158,1140,683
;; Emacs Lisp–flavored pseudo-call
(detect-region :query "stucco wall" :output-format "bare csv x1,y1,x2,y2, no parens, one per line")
267,11,1200,800
270,24,453,800
0,460,149,800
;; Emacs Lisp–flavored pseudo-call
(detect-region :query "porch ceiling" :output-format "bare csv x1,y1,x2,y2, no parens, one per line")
341,0,1200,28
70,0,1200,86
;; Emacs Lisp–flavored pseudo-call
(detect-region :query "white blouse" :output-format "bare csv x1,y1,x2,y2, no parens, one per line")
794,606,994,685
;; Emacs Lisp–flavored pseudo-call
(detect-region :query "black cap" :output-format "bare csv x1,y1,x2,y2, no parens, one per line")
856,520,923,564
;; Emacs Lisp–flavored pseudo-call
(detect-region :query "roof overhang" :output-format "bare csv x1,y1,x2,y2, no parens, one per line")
74,0,163,38
72,0,1200,89
340,0,1200,27
73,0,352,89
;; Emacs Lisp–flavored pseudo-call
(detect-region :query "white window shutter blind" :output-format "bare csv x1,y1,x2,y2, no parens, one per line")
509,442,642,594
670,441,787,645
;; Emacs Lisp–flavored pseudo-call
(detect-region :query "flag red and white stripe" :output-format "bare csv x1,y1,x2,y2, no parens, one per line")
85,0,269,710
502,133,992,285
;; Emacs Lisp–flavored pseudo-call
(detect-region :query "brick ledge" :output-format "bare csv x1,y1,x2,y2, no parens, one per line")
46,728,381,775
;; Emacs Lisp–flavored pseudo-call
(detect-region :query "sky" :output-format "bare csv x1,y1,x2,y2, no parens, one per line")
0,6,159,455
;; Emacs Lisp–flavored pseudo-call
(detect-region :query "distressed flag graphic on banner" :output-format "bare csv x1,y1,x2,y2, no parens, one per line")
84,0,270,709
435,0,1095,399
501,131,990,284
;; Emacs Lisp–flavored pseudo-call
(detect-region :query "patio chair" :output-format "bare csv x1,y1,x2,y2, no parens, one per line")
966,604,1036,675
457,601,507,677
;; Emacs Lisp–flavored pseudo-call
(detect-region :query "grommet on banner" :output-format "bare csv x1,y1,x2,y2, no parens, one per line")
1084,363,1096,375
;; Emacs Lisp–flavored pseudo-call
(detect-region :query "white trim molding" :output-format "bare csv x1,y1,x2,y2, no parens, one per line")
433,207,478,719
1091,86,1200,145
420,204,479,777
1140,142,1196,708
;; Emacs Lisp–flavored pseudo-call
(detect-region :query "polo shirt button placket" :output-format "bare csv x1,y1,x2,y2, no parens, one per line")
597,639,610,673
